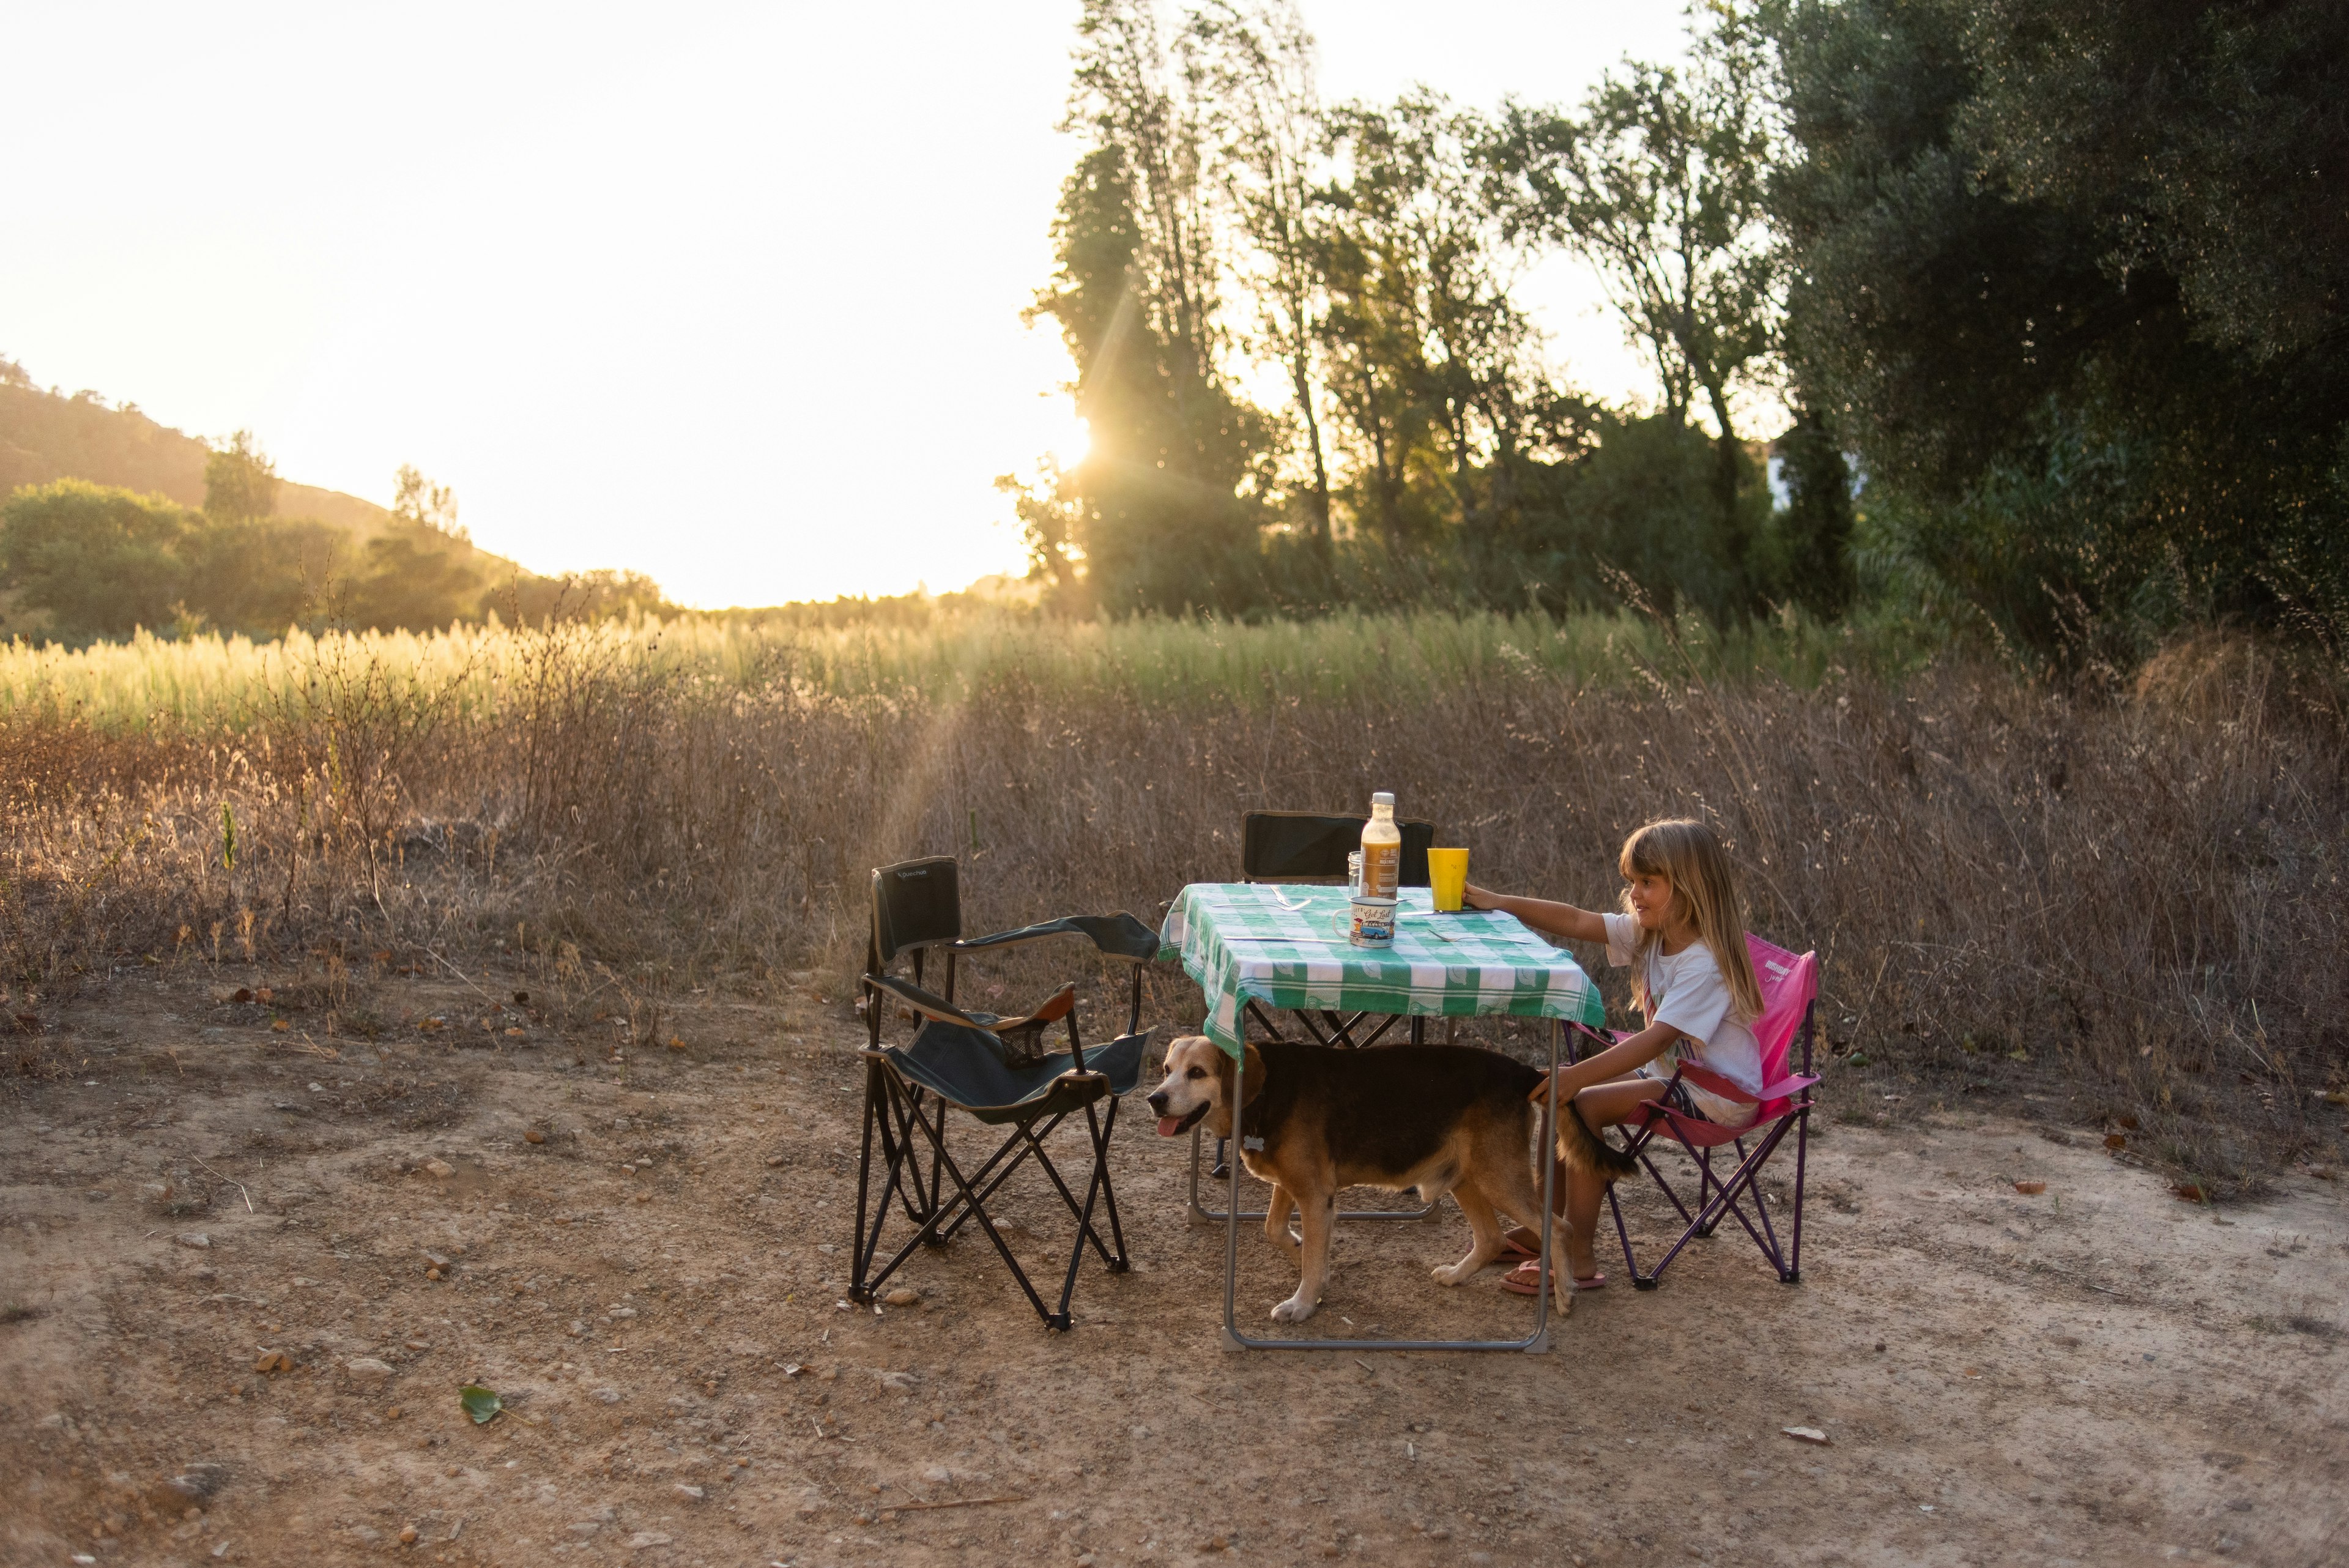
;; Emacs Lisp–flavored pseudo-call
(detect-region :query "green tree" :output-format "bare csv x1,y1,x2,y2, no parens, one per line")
1767,0,2349,656
0,480,192,639
392,463,466,540
340,467,481,631
1316,94,1562,560
1189,0,1335,557
181,517,347,636
203,429,281,521
1488,27,1784,617
1030,0,1275,615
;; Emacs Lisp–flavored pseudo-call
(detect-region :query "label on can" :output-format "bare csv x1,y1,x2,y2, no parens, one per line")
1349,897,1397,947
1362,842,1400,901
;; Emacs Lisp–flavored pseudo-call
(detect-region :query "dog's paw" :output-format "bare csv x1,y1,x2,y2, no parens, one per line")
1269,1294,1319,1324
1269,1227,1302,1256
1430,1260,1474,1287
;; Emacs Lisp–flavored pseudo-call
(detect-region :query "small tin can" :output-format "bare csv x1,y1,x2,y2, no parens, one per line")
1348,896,1397,948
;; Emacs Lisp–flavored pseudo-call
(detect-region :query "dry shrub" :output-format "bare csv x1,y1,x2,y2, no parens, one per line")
2,621,2342,1189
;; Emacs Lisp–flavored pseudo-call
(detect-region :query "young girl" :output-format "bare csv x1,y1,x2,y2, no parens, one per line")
1463,817,1765,1290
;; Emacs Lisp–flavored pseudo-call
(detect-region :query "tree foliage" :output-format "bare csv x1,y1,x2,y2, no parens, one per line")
1768,0,2349,658
202,429,282,522
2,465,674,644
1024,1,1792,625
1016,0,2342,660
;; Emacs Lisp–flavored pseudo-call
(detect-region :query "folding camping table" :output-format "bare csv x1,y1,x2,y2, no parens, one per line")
1157,882,1608,1352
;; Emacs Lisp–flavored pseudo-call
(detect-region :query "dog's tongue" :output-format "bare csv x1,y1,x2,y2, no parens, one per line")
1156,1115,1185,1137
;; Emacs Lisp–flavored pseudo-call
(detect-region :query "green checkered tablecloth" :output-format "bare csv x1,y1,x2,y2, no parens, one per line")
1157,883,1606,1058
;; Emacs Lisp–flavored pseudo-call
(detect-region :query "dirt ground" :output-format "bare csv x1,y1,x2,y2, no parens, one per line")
3,965,2345,1568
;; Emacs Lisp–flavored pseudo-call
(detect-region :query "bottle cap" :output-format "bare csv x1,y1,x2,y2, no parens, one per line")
1371,791,1395,808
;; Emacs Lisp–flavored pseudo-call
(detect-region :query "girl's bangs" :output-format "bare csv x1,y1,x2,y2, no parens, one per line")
1619,826,1671,882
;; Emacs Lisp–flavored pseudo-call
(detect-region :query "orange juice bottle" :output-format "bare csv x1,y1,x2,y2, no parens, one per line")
1360,792,1401,900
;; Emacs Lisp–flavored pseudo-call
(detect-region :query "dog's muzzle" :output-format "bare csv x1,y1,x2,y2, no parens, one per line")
1145,1090,1208,1139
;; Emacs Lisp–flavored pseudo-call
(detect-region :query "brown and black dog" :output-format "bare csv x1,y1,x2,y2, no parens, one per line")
1147,1035,1574,1323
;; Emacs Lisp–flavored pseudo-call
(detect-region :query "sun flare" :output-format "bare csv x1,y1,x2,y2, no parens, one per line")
1047,409,1091,470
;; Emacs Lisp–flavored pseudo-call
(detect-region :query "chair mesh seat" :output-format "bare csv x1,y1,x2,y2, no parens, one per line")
885,1025,1148,1126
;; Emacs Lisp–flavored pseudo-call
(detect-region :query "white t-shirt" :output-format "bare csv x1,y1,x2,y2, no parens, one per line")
1601,913,1764,1107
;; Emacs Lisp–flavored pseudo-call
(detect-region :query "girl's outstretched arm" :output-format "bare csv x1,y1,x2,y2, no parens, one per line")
1546,1020,1681,1100
1461,884,1607,944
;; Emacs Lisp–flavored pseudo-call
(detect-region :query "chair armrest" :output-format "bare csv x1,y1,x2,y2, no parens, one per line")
1756,1072,1819,1101
863,973,987,1031
952,913,1160,962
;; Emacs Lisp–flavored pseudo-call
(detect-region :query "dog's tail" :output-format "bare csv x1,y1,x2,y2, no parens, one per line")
1553,1095,1638,1183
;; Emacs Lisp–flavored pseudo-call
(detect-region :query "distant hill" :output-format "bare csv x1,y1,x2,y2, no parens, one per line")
0,357,673,642
0,362,395,536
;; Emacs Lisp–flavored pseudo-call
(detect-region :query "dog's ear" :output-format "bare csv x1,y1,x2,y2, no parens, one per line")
1214,1042,1266,1110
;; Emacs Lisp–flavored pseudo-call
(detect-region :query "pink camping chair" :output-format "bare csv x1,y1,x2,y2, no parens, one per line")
1567,935,1821,1289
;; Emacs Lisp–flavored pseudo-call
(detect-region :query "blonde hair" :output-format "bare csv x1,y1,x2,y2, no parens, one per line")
1617,819,1764,1022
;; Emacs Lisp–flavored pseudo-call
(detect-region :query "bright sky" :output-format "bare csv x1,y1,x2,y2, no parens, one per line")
1,2,1691,608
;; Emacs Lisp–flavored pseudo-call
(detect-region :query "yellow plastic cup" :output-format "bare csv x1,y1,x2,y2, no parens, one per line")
1427,847,1469,913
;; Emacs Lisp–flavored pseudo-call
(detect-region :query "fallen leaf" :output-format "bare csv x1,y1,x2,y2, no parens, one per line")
2013,1181,2046,1195
2171,1183,2206,1203
459,1385,502,1424
232,989,253,1005
253,1350,291,1374
270,1019,290,1033
524,1129,546,1145
255,987,273,1004
2103,1134,2127,1151
1781,1426,1830,1445
2118,1114,2141,1130
667,1036,687,1052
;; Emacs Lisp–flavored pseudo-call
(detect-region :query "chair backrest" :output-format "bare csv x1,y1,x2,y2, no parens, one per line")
1744,933,1820,1086
1242,810,1438,888
872,856,961,970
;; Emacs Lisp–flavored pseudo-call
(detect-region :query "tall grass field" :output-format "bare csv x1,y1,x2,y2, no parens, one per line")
2,610,2340,1191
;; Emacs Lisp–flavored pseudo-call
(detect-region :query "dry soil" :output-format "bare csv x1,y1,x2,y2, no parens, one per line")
2,967,2344,1568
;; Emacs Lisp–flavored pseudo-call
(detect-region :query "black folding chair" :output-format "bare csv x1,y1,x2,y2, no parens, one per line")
852,856,1158,1331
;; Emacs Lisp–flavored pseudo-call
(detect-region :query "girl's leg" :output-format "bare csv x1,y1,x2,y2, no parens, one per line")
1553,1077,1673,1277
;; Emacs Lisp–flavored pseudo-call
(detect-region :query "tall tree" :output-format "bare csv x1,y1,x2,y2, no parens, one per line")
1317,92,1550,553
203,429,281,521
392,463,466,540
1189,0,1334,555
1030,0,1273,615
1768,0,2349,654
1488,26,1783,611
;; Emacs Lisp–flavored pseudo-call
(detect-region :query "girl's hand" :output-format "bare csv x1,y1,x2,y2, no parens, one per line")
1461,882,1495,911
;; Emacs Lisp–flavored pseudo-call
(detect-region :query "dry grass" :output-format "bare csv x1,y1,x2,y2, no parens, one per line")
2,614,2342,1192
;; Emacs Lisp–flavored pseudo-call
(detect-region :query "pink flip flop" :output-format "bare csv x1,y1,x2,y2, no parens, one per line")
1498,1259,1605,1294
